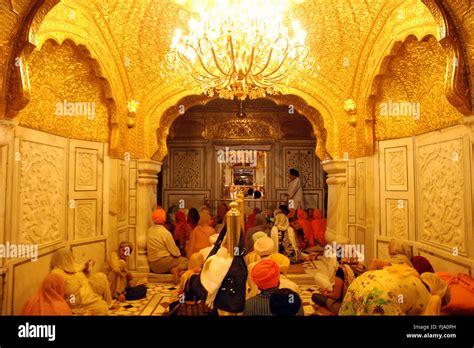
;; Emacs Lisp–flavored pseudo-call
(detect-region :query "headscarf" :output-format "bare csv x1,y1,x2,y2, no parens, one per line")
252,231,267,243
119,241,134,254
245,213,257,231
254,236,275,256
198,210,212,226
188,252,205,270
22,273,72,316
296,208,314,247
273,209,282,218
420,272,449,315
152,208,166,225
187,208,200,228
389,239,413,267
269,253,290,275
274,213,289,231
311,209,327,245
411,256,434,275
251,259,280,290
254,213,266,227
51,248,77,273
173,211,188,241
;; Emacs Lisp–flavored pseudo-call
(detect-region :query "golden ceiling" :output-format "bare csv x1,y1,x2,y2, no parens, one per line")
0,0,473,160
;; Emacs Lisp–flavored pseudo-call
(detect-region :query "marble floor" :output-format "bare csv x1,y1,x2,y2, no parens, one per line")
108,260,323,316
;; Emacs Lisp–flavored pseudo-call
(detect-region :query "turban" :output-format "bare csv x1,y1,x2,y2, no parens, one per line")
251,259,280,290
420,272,449,315
254,236,274,256
269,253,290,275
152,208,166,225
411,256,435,275
252,231,267,243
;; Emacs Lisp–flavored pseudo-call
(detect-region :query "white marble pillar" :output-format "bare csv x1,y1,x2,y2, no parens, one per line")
321,159,348,243
136,160,161,273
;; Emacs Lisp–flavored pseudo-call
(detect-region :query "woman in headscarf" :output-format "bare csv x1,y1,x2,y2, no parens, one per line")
177,253,205,295
51,247,112,315
173,211,192,255
105,241,134,300
311,208,327,246
296,208,314,248
389,238,414,267
187,208,200,230
186,210,216,258
22,273,72,316
270,213,303,264
339,264,450,316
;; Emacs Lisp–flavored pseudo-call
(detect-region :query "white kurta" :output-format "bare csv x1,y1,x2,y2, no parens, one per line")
287,177,305,209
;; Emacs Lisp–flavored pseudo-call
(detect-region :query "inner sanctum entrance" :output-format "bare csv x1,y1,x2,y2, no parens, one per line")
159,98,327,215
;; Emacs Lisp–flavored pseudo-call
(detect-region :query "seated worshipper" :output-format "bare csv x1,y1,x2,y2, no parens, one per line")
187,208,200,230
199,233,228,260
177,253,205,295
339,264,450,316
214,204,228,234
105,241,135,300
269,253,300,295
169,274,218,316
388,238,413,267
311,208,327,246
51,248,112,315
296,208,314,248
186,210,216,258
22,272,72,316
311,248,363,315
244,259,303,316
244,213,269,252
247,236,276,298
173,211,192,255
306,208,315,222
245,209,257,232
411,256,434,275
270,213,303,263
148,208,188,283
244,231,268,266
278,205,290,216
269,289,302,316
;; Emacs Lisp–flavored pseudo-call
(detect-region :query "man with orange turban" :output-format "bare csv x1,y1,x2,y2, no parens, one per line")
244,259,287,316
147,208,188,284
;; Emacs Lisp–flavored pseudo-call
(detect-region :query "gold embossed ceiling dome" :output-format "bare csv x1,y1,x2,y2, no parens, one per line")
165,0,315,100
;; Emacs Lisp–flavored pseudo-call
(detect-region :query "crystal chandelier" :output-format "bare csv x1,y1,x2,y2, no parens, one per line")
165,0,314,100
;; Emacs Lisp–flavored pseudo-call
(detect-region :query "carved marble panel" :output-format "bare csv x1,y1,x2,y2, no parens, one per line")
171,149,202,188
17,139,66,245
75,148,98,191
284,148,314,188
386,199,409,240
73,199,97,239
356,159,366,225
417,138,466,253
384,146,407,191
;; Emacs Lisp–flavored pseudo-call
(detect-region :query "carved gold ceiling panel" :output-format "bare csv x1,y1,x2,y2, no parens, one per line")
1,0,472,160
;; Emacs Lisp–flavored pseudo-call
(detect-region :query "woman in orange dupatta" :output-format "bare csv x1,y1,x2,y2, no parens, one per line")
22,272,72,316
311,208,327,246
174,211,192,255
186,210,216,258
296,208,314,247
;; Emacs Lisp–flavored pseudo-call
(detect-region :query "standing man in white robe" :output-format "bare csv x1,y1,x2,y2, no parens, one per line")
285,168,305,210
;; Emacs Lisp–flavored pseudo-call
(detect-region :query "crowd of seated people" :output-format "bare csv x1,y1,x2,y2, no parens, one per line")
21,201,474,317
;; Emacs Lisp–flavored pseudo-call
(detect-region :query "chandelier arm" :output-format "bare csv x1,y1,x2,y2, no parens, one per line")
183,40,223,79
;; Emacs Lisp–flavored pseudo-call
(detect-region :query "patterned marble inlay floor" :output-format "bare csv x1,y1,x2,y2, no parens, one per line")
108,261,323,316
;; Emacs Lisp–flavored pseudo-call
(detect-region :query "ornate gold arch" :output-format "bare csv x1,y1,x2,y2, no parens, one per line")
151,93,331,163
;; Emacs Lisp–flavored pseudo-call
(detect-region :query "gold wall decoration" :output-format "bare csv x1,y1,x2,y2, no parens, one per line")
17,40,110,142
374,36,464,140
0,0,473,160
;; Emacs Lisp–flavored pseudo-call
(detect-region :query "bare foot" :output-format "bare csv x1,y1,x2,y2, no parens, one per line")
171,267,180,285
117,293,126,302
